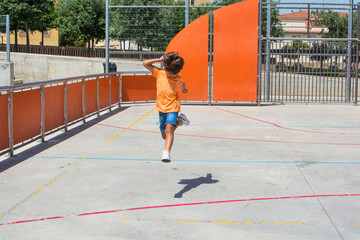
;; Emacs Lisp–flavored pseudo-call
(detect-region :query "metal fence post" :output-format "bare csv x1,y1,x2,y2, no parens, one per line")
185,0,190,26
8,88,14,157
118,74,122,108
97,76,100,116
6,15,10,62
257,0,263,106
41,84,45,142
105,0,110,73
109,75,112,111
82,78,86,123
265,0,272,101
346,0,353,102
208,11,214,106
64,82,68,132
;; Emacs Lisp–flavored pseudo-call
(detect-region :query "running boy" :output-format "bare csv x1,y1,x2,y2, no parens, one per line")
142,52,190,163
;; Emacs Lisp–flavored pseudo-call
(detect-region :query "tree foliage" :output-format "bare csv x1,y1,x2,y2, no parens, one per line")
56,0,105,48
0,0,56,50
110,0,183,51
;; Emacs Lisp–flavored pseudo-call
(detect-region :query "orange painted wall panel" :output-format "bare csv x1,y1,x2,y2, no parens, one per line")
45,85,65,132
166,14,209,102
99,77,110,109
85,80,98,114
0,95,9,151
111,76,120,105
122,75,156,102
67,82,83,123
213,0,258,102
13,90,41,145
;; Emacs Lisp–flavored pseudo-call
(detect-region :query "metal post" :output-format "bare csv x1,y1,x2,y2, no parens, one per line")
208,12,214,106
346,0,353,102
185,0,190,26
82,78,86,123
6,15,10,62
8,88,13,157
105,0,110,73
97,76,100,116
257,0,263,106
265,0,272,101
64,82,68,132
355,3,360,105
41,85,45,142
109,75,112,111
118,74,122,108
307,5,310,38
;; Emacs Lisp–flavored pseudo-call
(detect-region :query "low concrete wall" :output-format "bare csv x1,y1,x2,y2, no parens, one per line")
0,52,145,83
0,61,14,86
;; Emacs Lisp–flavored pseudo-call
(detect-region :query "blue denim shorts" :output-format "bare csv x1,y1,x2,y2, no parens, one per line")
159,112,178,132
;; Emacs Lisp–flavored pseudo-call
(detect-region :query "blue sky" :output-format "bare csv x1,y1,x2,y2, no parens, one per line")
278,0,360,14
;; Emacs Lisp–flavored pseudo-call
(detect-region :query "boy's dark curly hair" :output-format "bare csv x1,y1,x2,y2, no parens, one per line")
163,52,185,75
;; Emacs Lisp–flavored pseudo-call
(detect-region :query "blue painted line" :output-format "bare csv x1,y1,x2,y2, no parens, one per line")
25,156,360,165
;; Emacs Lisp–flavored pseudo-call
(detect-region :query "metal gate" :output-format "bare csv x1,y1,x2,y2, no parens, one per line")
261,1,359,105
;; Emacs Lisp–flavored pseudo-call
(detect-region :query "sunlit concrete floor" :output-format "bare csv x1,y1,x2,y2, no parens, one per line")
0,104,360,240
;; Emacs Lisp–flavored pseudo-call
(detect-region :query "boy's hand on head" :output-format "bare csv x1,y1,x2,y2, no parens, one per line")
182,83,188,93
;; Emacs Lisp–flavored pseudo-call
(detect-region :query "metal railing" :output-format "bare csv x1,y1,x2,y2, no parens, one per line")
260,1,360,104
0,71,122,157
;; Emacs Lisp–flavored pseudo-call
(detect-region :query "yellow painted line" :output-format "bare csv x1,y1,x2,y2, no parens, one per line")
353,223,360,225
104,107,156,144
3,169,71,217
211,221,233,224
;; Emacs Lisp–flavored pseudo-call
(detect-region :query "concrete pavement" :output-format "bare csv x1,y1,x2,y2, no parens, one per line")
0,104,360,240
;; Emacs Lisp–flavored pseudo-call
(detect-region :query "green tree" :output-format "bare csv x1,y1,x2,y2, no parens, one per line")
0,0,56,52
190,0,283,37
57,0,105,53
110,0,181,51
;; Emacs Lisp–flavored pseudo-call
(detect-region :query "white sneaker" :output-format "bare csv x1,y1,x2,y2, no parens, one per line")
178,113,190,126
162,150,171,163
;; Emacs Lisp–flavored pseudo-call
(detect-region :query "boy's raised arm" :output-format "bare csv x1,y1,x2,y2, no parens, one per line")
142,56,163,73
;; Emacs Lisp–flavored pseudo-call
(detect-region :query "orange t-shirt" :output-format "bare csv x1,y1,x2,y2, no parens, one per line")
153,67,184,113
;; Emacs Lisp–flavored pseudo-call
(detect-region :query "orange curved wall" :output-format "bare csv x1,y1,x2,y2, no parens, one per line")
166,14,209,102
213,0,258,102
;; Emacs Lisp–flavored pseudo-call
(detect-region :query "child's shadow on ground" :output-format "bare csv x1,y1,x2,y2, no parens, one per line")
174,173,219,198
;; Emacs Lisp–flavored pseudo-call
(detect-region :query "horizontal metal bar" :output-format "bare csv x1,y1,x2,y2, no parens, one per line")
109,51,165,55
276,7,353,11
265,37,359,42
110,5,222,9
264,2,357,6
0,72,120,91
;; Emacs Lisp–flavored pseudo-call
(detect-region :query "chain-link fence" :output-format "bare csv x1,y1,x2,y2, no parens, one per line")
107,1,221,61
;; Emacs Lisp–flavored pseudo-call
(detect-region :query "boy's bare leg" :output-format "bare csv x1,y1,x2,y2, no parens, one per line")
164,124,176,151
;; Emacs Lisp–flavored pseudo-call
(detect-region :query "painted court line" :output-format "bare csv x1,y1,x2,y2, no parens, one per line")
97,123,360,146
212,106,357,136
104,107,156,144
1,194,359,227
22,156,360,165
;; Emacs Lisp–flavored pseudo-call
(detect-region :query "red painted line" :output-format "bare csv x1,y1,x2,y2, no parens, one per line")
212,106,356,136
1,194,359,227
96,123,360,146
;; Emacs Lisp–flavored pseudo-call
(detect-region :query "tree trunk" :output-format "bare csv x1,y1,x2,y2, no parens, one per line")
25,22,30,53
41,31,44,46
87,39,91,57
14,28,18,52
